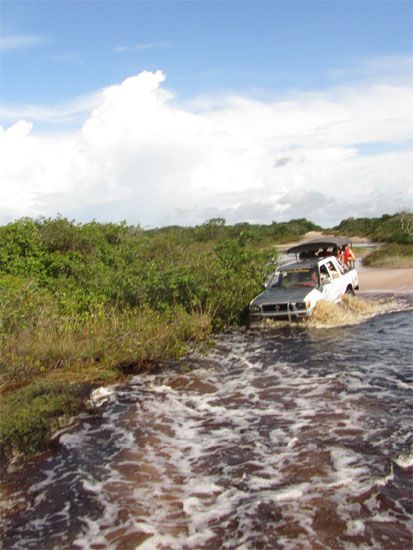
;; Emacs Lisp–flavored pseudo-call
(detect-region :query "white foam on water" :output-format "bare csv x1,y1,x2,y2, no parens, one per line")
367,513,396,523
3,310,412,549
270,483,310,502
81,478,103,494
78,354,408,548
346,519,366,536
395,379,413,390
393,447,413,468
59,432,86,448
330,447,370,487
374,464,395,487
88,385,116,408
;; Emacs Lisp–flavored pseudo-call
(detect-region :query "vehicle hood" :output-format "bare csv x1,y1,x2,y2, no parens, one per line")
251,287,319,305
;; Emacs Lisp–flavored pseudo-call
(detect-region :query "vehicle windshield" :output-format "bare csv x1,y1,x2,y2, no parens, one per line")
268,268,319,288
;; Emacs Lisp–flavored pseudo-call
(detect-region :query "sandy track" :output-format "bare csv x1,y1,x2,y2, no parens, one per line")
358,266,413,292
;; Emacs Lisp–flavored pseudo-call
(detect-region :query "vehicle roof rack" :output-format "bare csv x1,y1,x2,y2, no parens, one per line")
286,236,352,256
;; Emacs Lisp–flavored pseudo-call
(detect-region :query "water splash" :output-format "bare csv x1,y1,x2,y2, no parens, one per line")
308,295,399,327
263,294,404,329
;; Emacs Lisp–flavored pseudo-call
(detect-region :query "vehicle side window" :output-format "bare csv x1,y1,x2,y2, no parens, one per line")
320,265,330,284
326,261,339,278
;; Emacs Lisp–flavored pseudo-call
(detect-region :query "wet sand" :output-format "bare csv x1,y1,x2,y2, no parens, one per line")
358,266,413,293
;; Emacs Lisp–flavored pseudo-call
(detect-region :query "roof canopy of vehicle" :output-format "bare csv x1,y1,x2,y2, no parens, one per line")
286,236,352,255
279,260,319,270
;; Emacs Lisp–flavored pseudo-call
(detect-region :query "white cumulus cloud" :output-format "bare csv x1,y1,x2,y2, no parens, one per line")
0,69,412,227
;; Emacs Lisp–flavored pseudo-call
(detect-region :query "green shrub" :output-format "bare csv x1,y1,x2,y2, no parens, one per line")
0,216,285,461
363,244,413,267
334,211,413,245
0,275,57,333
0,382,86,461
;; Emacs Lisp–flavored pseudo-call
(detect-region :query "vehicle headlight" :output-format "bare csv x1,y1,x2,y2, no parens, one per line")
296,302,306,310
250,304,261,313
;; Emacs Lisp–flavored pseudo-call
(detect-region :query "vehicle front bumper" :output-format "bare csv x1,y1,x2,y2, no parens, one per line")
249,302,315,321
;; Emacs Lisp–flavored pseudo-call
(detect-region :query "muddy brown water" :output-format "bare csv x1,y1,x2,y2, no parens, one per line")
1,294,412,549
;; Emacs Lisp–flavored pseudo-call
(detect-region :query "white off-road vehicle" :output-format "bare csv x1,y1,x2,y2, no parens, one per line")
249,237,359,321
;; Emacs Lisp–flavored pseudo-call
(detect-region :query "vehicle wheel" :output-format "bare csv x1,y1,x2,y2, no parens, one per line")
345,286,355,296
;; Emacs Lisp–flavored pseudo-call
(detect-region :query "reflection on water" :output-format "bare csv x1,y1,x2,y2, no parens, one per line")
1,300,413,549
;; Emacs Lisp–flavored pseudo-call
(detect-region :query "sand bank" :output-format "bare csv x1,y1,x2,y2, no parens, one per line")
358,266,413,293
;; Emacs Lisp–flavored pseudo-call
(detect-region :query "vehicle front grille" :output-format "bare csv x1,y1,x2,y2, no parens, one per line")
262,303,288,313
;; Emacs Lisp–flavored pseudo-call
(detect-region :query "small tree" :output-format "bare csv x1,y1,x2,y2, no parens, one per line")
399,209,413,240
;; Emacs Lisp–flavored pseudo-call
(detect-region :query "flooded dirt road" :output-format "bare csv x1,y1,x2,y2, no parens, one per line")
1,298,412,549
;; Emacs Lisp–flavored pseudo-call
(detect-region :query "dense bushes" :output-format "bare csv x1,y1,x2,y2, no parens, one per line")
0,217,281,461
0,218,279,389
0,217,277,319
149,217,321,245
334,211,413,244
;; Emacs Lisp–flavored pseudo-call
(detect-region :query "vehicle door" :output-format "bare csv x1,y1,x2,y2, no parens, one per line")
330,257,348,297
319,263,336,301
325,260,343,302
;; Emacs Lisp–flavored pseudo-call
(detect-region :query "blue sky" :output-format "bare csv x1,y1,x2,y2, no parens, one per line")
0,1,412,227
2,1,411,104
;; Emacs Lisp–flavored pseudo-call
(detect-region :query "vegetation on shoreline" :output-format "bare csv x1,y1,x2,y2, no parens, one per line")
0,308,210,461
0,212,411,465
362,244,413,268
333,210,413,244
1,216,315,463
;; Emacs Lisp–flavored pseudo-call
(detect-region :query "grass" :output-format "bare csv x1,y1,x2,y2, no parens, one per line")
0,307,211,466
362,244,413,268
0,382,89,462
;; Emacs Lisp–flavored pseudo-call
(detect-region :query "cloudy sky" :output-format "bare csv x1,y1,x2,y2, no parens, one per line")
1,1,412,228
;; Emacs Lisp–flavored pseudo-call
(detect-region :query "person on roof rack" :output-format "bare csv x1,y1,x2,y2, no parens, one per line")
332,246,349,272
317,247,329,258
343,244,356,268
299,250,317,259
333,246,344,263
